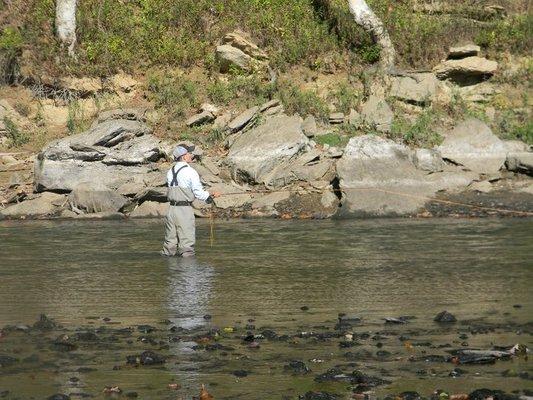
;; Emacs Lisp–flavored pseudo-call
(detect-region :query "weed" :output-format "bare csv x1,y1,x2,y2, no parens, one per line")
66,101,89,135
314,132,347,147
278,84,329,121
3,117,29,148
390,109,443,147
330,82,360,114
147,73,199,119
14,102,31,117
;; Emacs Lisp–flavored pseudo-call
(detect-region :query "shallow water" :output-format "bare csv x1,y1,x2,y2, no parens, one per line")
0,218,532,399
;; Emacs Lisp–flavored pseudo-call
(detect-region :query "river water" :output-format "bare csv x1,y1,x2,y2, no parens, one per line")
0,218,532,399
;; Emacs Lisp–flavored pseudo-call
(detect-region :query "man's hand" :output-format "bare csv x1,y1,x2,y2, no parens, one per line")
211,191,222,198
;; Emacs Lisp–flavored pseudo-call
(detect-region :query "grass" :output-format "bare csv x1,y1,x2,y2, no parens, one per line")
314,132,347,147
278,83,329,121
390,109,443,148
8,0,529,77
147,72,199,120
3,117,29,148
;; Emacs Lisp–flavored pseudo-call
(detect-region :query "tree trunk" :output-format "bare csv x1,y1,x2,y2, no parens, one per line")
56,0,77,56
347,0,395,70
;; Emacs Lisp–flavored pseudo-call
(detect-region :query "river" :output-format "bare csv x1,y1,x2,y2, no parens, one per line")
0,218,532,399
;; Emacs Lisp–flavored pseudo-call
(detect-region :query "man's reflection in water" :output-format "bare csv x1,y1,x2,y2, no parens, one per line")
165,257,214,329
165,257,215,395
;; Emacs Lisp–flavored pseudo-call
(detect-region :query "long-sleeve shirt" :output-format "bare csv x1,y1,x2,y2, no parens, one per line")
166,162,210,201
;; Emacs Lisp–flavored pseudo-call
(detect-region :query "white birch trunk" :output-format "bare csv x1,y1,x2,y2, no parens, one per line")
56,0,77,56
347,0,395,70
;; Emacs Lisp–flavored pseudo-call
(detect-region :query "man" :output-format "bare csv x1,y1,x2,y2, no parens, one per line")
161,144,220,257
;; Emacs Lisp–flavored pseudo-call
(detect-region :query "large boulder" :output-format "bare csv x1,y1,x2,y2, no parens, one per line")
506,152,533,176
433,56,498,85
216,45,252,73
34,116,168,192
0,192,65,218
390,73,439,105
438,118,508,173
226,114,309,187
129,201,169,218
69,182,129,213
337,135,473,216
360,96,393,132
222,31,268,61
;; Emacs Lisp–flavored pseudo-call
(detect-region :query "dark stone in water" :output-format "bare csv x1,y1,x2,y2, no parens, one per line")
284,360,311,375
74,332,99,342
336,315,361,329
469,389,519,400
0,355,18,367
299,392,339,400
51,336,77,352
233,370,249,377
449,367,467,377
69,377,79,383
137,325,156,334
301,306,309,311
126,350,166,365
260,329,278,339
0,391,9,398
203,314,212,320
47,395,70,400
434,311,457,323
339,341,360,348
34,314,60,331
351,370,389,387
125,392,138,398
398,392,422,400
384,317,407,324
513,304,522,308
376,350,392,359
314,368,351,383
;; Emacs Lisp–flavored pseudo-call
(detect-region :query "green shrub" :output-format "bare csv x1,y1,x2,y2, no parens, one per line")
66,101,90,135
330,82,360,114
390,109,443,147
3,117,29,148
314,132,346,147
0,27,23,53
495,110,533,145
147,73,199,119
279,84,328,121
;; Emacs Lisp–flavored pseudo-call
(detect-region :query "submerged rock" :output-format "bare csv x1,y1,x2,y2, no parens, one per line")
284,360,311,375
0,355,18,367
126,350,165,366
33,314,60,331
299,392,339,400
47,395,70,400
434,311,457,323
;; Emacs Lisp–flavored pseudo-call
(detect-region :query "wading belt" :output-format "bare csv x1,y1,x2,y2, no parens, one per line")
170,200,192,206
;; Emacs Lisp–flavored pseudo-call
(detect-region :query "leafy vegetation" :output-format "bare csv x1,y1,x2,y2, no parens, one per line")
3,117,29,148
7,0,529,77
390,109,443,147
278,83,329,121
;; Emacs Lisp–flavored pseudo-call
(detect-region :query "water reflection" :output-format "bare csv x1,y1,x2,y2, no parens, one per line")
165,257,214,329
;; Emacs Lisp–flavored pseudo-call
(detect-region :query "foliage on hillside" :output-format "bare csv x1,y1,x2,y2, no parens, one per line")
0,0,530,77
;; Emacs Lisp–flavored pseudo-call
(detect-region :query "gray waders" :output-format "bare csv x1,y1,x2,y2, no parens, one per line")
161,165,197,257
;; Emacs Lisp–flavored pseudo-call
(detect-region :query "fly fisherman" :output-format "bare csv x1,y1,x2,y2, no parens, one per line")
161,144,220,257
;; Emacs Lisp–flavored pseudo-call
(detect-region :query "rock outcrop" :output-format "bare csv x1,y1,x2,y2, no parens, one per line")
438,118,508,173
337,135,473,216
227,114,309,187
34,110,169,192
434,56,498,85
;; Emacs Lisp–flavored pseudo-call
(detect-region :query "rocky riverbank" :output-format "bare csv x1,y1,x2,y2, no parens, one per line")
0,108,531,221
1,39,531,221
0,311,530,399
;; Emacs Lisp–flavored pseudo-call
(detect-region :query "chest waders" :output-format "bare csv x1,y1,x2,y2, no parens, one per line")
161,164,196,257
